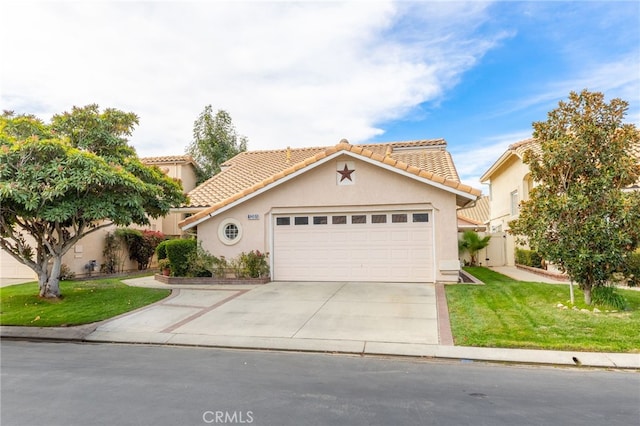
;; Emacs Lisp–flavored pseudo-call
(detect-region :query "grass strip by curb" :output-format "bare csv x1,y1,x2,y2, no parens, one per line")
0,278,170,327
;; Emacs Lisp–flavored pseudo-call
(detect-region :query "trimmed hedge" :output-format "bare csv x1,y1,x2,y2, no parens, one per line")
165,239,197,277
156,240,170,260
515,248,543,269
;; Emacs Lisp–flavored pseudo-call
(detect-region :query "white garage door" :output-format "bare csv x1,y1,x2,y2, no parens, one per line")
273,211,434,282
1,248,36,280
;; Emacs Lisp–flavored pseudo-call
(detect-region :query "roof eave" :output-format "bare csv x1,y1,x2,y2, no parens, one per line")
479,150,517,183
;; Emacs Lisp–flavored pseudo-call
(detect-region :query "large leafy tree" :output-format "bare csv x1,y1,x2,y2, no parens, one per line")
186,105,248,183
510,90,640,304
0,105,187,298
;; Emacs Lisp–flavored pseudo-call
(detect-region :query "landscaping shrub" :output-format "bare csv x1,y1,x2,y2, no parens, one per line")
620,251,640,287
165,239,197,276
238,250,269,278
116,228,165,270
591,286,627,310
101,231,125,274
155,240,170,260
58,264,76,281
515,248,543,268
185,243,217,277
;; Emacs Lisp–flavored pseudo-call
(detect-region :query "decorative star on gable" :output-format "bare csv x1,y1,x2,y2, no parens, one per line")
336,161,355,185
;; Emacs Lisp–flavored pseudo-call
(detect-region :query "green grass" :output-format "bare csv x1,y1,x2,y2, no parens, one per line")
446,267,640,353
0,278,170,327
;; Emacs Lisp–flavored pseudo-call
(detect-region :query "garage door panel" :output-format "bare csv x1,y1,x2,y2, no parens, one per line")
274,211,433,283
349,231,369,242
390,249,410,260
330,232,349,242
391,231,410,242
369,249,389,260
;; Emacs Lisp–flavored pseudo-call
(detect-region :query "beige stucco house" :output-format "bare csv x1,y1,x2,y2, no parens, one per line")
480,137,640,266
0,155,198,281
479,138,537,266
178,139,481,283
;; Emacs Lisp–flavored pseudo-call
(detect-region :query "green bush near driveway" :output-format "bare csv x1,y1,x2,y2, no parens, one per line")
165,239,197,276
446,267,640,353
0,278,170,327
514,248,544,269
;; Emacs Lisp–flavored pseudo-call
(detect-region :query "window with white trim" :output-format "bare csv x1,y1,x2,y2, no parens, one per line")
218,218,243,245
510,190,519,216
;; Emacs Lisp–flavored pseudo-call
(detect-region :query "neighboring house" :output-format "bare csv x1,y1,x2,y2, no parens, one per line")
480,137,640,266
140,155,199,236
456,196,503,267
0,155,198,281
457,195,489,232
479,138,537,266
177,139,481,283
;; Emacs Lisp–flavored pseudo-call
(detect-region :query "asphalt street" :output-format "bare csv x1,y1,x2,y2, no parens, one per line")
1,341,638,426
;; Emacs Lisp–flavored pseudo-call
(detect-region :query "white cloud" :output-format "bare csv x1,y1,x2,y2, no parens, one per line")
0,0,502,156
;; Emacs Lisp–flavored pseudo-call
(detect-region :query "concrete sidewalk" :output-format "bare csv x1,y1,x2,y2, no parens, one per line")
489,266,568,284
2,321,637,369
2,276,638,369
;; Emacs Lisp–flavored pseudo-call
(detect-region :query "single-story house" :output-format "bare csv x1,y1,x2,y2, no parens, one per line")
177,139,481,283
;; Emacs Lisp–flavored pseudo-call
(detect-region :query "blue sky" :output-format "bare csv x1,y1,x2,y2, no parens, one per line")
2,1,638,190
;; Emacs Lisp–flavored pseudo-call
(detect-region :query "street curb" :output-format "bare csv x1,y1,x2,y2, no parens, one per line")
2,328,638,370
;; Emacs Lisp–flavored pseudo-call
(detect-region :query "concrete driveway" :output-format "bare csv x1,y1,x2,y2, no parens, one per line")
87,280,440,354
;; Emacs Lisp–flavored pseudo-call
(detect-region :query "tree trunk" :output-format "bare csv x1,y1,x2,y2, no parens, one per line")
583,285,592,305
38,256,62,299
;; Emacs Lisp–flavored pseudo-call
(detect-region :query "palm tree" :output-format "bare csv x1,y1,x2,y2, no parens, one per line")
458,231,491,266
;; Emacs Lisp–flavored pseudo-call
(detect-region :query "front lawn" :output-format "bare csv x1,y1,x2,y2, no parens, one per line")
0,278,170,327
446,267,640,353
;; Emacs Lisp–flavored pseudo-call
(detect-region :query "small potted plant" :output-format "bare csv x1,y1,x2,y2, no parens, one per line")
158,259,171,276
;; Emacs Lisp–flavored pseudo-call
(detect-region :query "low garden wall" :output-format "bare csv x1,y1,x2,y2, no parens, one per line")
154,274,270,285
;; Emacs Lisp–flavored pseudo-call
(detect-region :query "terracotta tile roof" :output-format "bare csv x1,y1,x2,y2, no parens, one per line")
186,139,463,208
457,195,489,225
482,137,640,186
508,138,542,158
141,155,196,165
180,140,480,229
